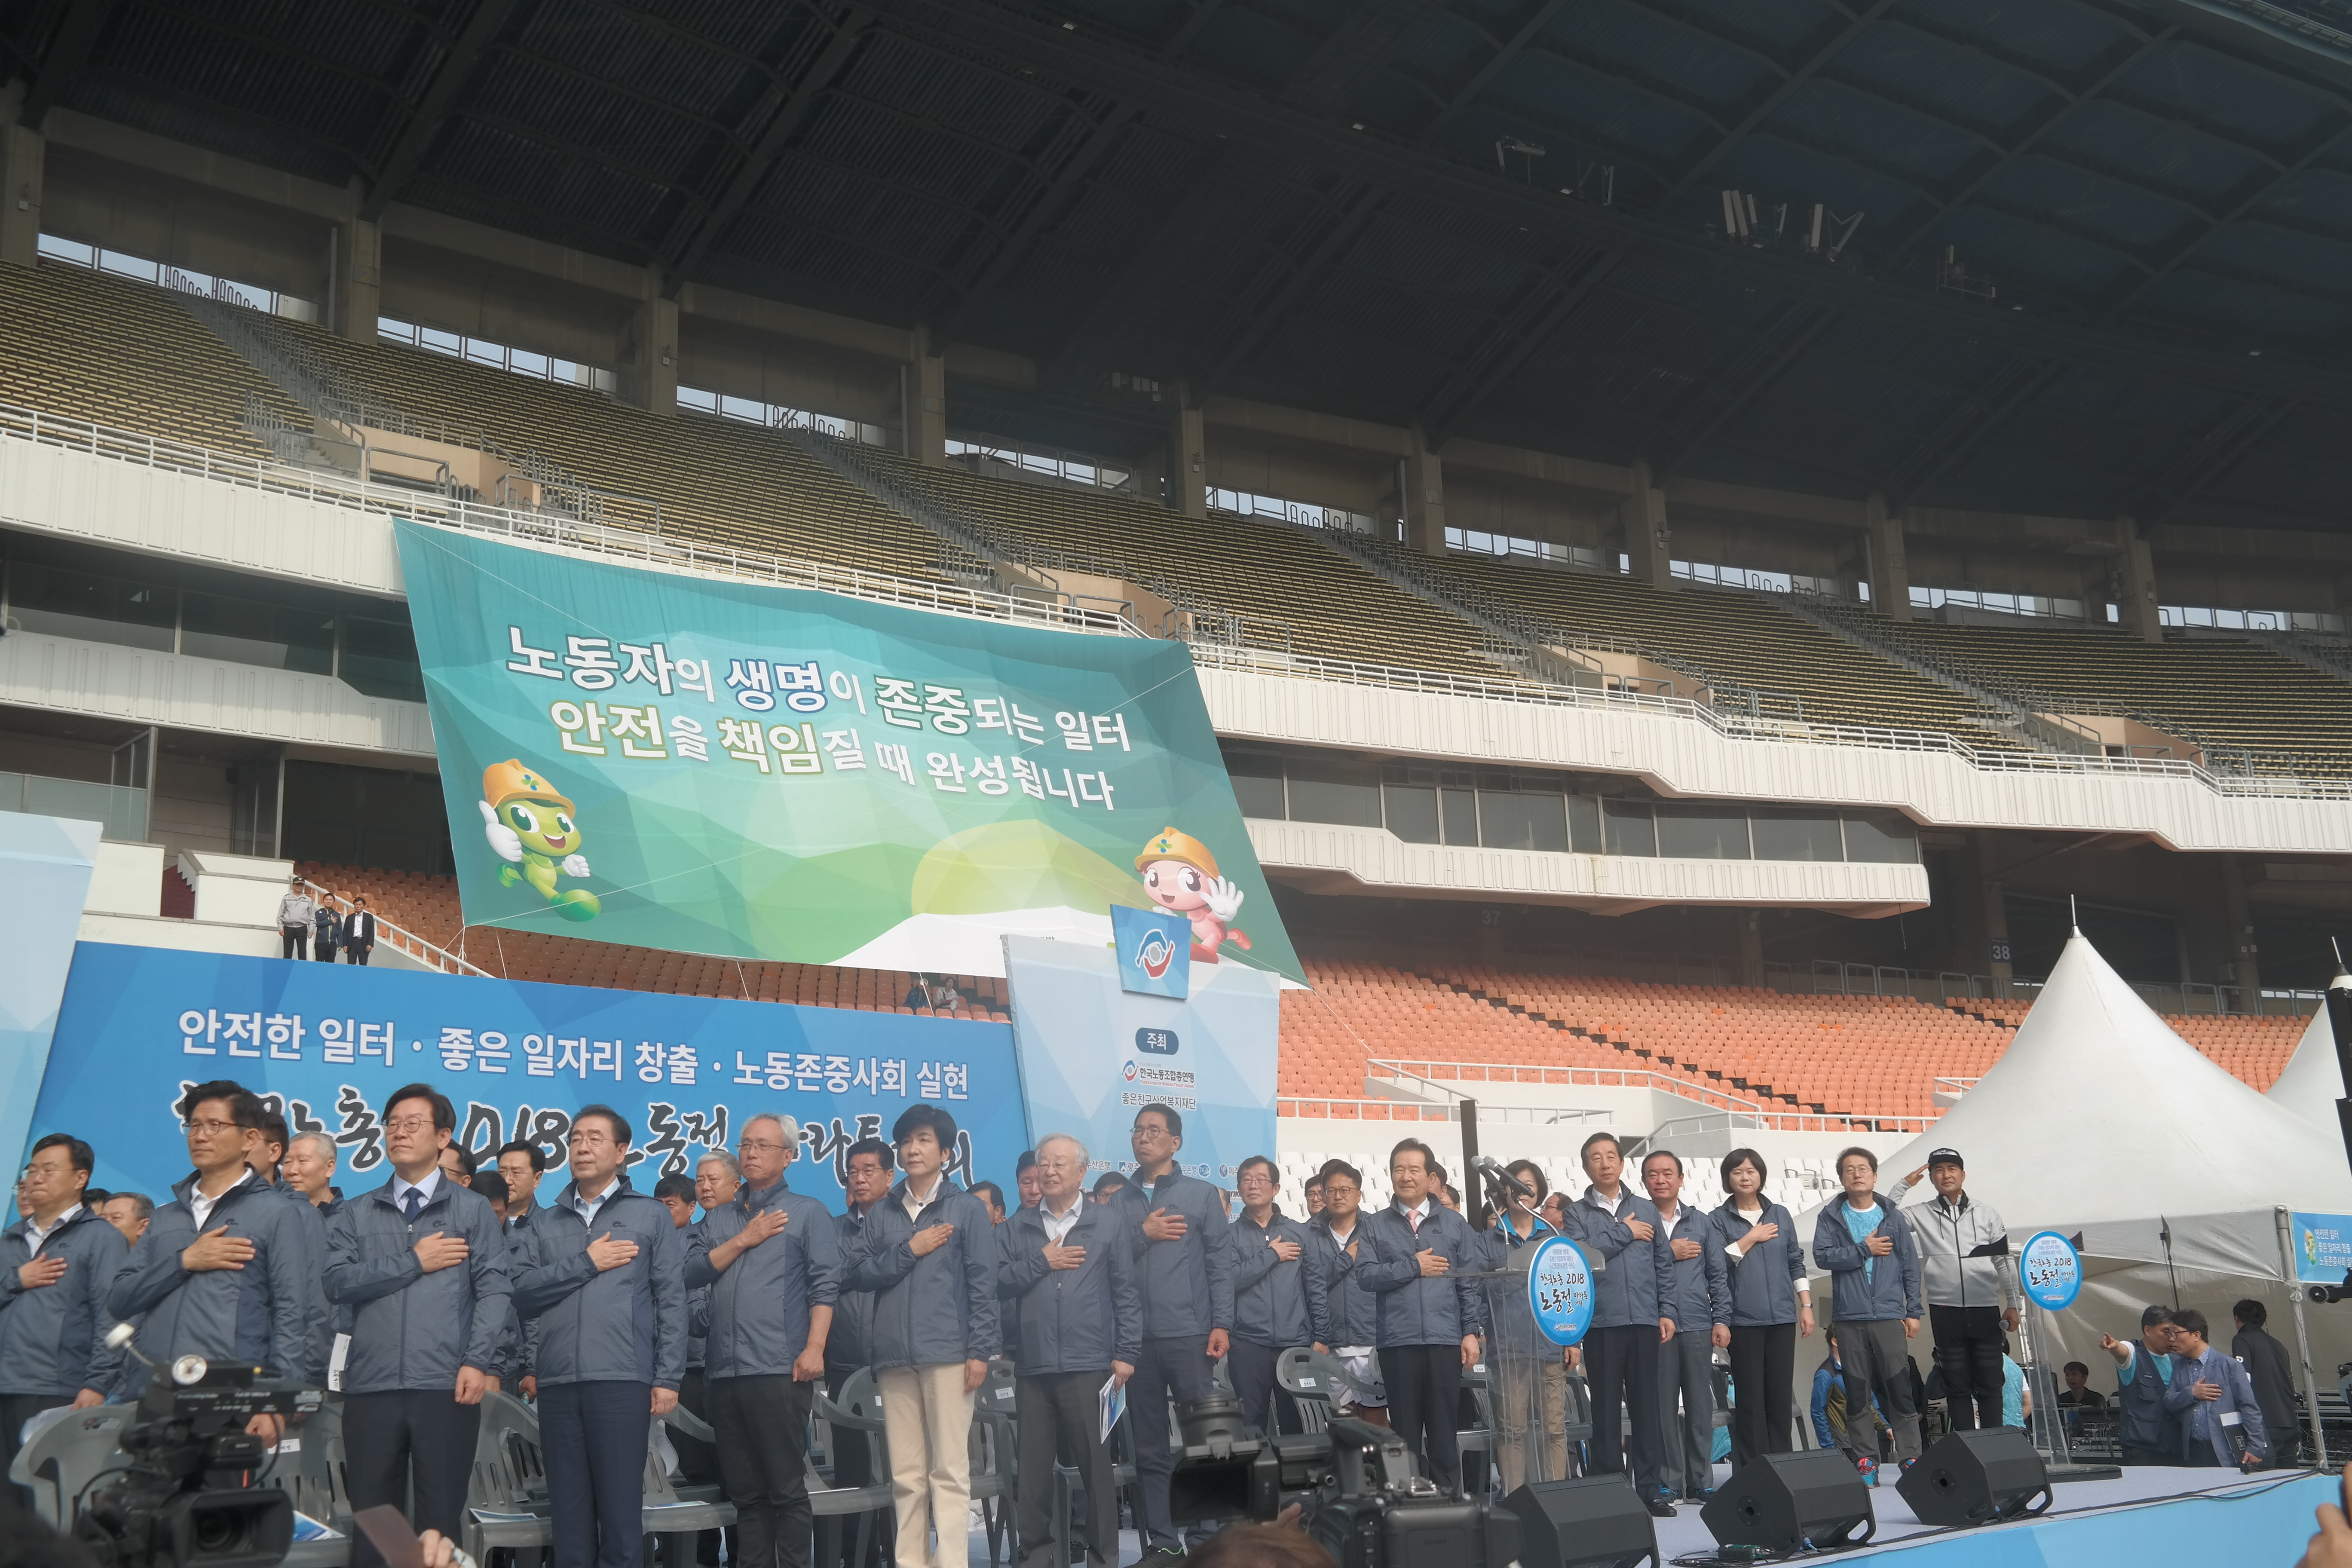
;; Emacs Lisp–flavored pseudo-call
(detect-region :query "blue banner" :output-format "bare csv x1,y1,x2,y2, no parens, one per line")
2290,1213,2352,1284
1110,905,1193,998
1002,933,1278,1186
31,943,1029,1202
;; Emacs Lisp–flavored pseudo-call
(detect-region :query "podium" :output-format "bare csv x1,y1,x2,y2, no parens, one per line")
1476,1243,1595,1494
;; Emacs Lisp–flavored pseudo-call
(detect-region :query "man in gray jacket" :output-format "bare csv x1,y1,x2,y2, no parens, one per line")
512,1104,688,1568
998,1133,1139,1568
1642,1151,1729,1502
276,876,314,960
1888,1149,2017,1432
324,1082,511,1568
687,1113,840,1568
2164,1308,2266,1470
0,1133,127,1488
1228,1154,1330,1435
108,1079,326,1433
1810,1147,1925,1482
1570,1133,1681,1518
827,1137,892,1568
1354,1139,1485,1494
1109,1103,1234,1564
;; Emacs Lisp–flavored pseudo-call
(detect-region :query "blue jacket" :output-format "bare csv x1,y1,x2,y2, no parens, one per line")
1711,1200,1807,1328
1567,1188,1678,1330
0,1207,129,1397
1231,1207,1331,1350
841,1178,999,1370
108,1167,327,1393
511,1175,688,1390
1352,1202,1485,1347
685,1175,841,1379
2113,1340,2181,1455
2166,1344,2268,1465
1811,1358,1884,1447
1308,1213,1381,1347
1810,1196,1923,1323
827,1202,880,1369
996,1199,1142,1374
323,1174,511,1393
1111,1170,1235,1340
1657,1203,1732,1332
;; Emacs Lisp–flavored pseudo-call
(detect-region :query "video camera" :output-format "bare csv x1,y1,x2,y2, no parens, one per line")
1167,1395,1522,1568
73,1323,320,1568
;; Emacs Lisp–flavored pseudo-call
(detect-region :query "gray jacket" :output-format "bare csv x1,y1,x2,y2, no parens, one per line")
1231,1207,1330,1350
273,1175,339,1377
827,1202,880,1370
1308,1215,1381,1347
996,1199,1142,1374
1352,1202,1485,1347
108,1167,327,1392
1710,1199,1807,1328
2167,1344,2268,1465
1568,1188,1679,1330
498,1207,542,1384
1110,1170,1235,1340
0,1207,129,1397
1887,1182,2017,1312
276,891,314,928
1656,1202,1732,1332
841,1178,999,1371
511,1175,688,1390
323,1175,511,1393
685,1175,841,1379
1810,1195,1923,1323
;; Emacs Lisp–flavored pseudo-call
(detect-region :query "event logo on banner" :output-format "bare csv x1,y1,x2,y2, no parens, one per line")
1110,905,1193,998
2291,1213,2352,1283
30,943,1029,1202
1002,933,1277,1185
1528,1236,1596,1346
2019,1231,2083,1311
394,521,1301,983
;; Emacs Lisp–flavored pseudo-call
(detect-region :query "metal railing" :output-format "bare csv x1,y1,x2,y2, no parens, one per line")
1360,1057,1938,1134
296,877,490,979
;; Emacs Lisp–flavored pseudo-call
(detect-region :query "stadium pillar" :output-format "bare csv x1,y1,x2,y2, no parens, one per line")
619,282,678,414
1403,427,1444,554
2220,857,2262,1004
1166,383,1206,517
2115,515,2162,643
1620,460,1672,589
1981,863,2014,992
328,209,381,342
1865,492,1910,620
911,329,948,466
0,85,43,269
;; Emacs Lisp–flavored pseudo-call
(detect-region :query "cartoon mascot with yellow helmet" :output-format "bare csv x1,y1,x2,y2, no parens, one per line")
478,759,601,922
1134,825,1250,961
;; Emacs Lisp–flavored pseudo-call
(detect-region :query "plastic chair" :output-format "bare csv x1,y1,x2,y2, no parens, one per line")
1273,1347,1347,1433
1457,1363,1496,1497
272,1399,353,1567
7,1403,134,1529
465,1390,556,1568
969,1359,1021,1565
811,1369,894,1568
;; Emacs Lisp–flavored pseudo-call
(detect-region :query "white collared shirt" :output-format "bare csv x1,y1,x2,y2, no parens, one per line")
1589,1185,1625,1217
1397,1195,1433,1232
187,1169,251,1233
393,1167,444,1216
1657,1202,1684,1236
24,1203,82,1253
902,1173,946,1225
571,1176,622,1228
1041,1196,1083,1245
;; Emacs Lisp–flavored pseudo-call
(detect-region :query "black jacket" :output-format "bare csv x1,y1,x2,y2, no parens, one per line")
2233,1325,2299,1446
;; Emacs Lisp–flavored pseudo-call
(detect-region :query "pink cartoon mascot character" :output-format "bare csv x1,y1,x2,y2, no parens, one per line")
1135,825,1251,962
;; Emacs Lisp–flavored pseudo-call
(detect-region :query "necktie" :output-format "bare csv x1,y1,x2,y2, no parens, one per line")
403,1188,423,1222
1408,1207,1421,1234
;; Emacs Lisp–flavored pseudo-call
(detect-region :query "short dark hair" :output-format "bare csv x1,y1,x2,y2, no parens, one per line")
970,1180,1004,1215
2234,1298,2267,1328
575,1104,632,1147
1183,1520,1338,1568
1015,1149,1038,1175
387,1082,456,1133
472,1170,509,1205
495,1139,549,1173
2170,1307,2210,1339
1721,1148,1767,1188
1135,1102,1183,1140
178,1080,265,1129
258,1109,290,1155
2141,1304,2175,1330
2063,1360,2090,1378
1092,1170,1130,1195
1304,1173,1326,1191
1505,1159,1548,1201
1317,1159,1363,1188
1237,1154,1275,1182
892,1103,958,1150
1834,1145,1879,1175
29,1133,93,1175
1578,1131,1620,1166
845,1137,893,1172
1642,1149,1684,1177
82,1187,110,1207
1389,1138,1436,1173
654,1174,696,1205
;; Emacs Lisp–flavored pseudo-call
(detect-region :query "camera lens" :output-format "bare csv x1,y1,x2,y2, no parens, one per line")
190,1505,251,1554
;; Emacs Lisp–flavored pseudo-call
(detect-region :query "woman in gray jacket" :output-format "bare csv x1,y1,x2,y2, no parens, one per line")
1709,1148,1812,1468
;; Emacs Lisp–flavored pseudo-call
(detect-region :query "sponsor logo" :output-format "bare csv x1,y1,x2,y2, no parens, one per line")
1129,1064,1194,1087
1123,1060,1139,1082
1134,928,1178,979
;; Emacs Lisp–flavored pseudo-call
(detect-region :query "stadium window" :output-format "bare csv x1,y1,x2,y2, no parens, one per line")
1439,782,1478,847
1655,802,1752,860
1220,745,1287,820
1284,754,1383,829
1602,797,1657,858
380,317,617,395
1906,585,2089,622
1443,526,1608,571
680,385,889,447
946,435,1136,494
2,558,178,652
2159,603,2342,634
340,615,426,704
1567,795,1602,854
181,591,334,675
1750,808,1844,863
1208,487,1377,536
1380,766,1440,845
1841,813,1919,864
36,232,318,322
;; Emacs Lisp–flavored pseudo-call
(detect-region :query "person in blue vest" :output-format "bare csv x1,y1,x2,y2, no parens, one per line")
2163,1308,2267,1471
1566,1131,1681,1518
324,1082,511,1568
1352,1138,1484,1494
2098,1306,2184,1465
511,1104,688,1568
1227,1154,1330,1436
1809,1146,1924,1485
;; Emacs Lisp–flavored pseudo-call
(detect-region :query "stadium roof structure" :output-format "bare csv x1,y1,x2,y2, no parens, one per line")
16,0,2352,530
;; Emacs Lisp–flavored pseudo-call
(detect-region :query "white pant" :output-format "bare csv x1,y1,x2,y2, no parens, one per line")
878,1362,977,1568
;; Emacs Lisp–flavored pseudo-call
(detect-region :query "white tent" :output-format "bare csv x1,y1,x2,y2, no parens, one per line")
2267,981,2346,1127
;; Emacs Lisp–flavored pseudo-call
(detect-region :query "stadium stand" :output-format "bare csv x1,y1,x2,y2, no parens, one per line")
0,259,301,455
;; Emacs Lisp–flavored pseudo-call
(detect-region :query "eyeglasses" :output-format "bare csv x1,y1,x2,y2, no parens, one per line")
383,1117,437,1135
567,1131,613,1147
738,1138,789,1153
181,1119,241,1136
1130,1123,1171,1138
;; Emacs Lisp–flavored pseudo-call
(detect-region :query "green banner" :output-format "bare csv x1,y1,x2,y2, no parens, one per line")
396,521,1299,982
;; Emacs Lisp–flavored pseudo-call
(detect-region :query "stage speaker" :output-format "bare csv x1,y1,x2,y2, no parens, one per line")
1700,1450,1875,1553
1896,1427,2054,1528
1502,1476,1660,1568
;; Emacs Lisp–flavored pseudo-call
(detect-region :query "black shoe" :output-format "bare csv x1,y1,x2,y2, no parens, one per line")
1685,1488,1716,1503
1645,1491,1678,1518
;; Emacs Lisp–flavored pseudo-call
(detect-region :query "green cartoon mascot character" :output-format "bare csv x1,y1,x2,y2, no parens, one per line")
478,758,601,922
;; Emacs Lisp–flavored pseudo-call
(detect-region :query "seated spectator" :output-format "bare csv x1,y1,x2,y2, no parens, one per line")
2000,1349,2029,1429
902,975,932,1010
2057,1362,2105,1409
